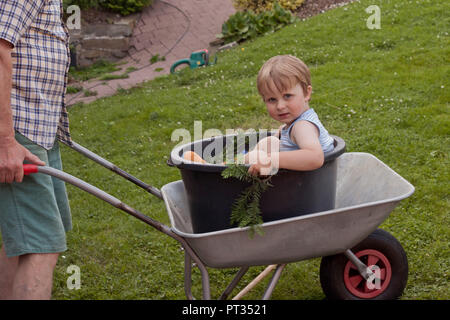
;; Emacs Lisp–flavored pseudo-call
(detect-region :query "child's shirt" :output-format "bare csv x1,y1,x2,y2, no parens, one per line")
279,108,334,153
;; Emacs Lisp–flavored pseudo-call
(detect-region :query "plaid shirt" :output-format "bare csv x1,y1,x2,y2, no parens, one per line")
0,0,71,150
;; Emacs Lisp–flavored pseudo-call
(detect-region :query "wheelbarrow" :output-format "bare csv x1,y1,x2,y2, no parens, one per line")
22,140,414,300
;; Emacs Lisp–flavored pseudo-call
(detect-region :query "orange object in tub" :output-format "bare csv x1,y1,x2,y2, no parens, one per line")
183,151,206,164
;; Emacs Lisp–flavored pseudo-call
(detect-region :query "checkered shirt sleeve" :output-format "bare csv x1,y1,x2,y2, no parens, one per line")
0,0,72,150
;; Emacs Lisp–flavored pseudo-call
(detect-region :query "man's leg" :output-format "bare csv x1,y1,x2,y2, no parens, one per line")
0,245,18,299
0,134,70,300
11,252,59,300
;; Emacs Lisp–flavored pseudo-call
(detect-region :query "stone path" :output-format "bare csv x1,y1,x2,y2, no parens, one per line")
66,0,235,106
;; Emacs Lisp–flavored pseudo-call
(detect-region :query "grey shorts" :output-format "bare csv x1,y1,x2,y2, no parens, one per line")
0,132,72,257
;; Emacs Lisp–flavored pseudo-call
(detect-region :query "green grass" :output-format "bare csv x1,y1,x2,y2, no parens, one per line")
69,60,136,83
69,60,121,82
45,0,450,299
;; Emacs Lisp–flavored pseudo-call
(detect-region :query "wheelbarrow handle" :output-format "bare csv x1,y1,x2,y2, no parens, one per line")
22,164,170,235
61,141,162,200
22,163,210,294
23,164,39,175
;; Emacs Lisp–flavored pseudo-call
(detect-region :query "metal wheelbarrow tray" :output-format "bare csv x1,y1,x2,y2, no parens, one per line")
23,142,414,300
162,152,414,268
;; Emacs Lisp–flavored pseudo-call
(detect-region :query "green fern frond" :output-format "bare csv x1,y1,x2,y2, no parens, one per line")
222,163,273,237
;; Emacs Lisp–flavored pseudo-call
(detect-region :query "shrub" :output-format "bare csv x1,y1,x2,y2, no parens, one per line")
63,0,153,16
63,0,101,11
233,0,305,13
218,2,297,44
100,0,153,16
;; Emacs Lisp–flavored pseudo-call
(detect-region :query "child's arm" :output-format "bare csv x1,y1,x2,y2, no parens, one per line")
276,120,324,171
249,121,323,175
247,121,323,176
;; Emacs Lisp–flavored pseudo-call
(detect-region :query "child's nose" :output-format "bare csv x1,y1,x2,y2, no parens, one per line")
277,100,287,110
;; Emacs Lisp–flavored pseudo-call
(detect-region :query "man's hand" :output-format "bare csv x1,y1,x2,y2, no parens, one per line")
0,137,45,183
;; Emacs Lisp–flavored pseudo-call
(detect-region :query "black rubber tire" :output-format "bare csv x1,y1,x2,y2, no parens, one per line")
320,229,408,300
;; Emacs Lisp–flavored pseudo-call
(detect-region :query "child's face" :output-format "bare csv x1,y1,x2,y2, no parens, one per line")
263,83,312,126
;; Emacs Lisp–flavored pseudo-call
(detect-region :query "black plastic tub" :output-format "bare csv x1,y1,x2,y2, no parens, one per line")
169,133,346,233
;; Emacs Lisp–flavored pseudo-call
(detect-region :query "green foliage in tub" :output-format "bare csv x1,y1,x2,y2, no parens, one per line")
222,164,273,237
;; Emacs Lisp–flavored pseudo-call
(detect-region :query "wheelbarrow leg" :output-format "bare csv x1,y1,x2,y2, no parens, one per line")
184,251,211,300
262,264,286,300
344,249,375,281
219,267,250,300
184,252,195,300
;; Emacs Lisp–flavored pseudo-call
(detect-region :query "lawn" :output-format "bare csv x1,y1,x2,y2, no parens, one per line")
49,0,449,299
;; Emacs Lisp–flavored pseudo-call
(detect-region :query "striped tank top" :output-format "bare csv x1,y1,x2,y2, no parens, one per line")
279,108,334,153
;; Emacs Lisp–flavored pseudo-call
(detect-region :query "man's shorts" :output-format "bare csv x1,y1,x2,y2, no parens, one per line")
0,132,72,257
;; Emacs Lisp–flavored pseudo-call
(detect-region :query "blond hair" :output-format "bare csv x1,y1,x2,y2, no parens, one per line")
257,55,311,99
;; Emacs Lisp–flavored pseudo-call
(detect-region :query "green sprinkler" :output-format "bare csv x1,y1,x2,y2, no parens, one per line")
170,49,217,74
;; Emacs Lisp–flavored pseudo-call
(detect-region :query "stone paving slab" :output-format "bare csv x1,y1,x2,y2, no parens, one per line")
66,0,235,106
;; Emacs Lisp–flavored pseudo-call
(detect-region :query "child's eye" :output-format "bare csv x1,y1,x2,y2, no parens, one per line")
266,97,276,103
284,94,292,99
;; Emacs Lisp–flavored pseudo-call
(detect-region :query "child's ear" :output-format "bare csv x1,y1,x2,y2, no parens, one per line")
305,85,313,102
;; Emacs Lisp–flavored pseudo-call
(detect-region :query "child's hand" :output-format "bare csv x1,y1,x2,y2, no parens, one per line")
247,150,279,176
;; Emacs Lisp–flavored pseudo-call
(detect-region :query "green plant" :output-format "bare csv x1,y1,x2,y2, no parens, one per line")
83,89,98,96
63,0,152,16
125,66,138,73
69,60,138,82
98,66,137,80
67,85,83,94
98,73,129,81
69,60,121,82
150,54,166,64
233,0,304,13
218,2,297,44
222,164,273,237
63,0,101,11
100,0,153,16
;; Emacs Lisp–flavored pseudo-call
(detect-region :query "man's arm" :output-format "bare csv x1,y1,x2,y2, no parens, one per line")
0,39,14,140
0,39,45,183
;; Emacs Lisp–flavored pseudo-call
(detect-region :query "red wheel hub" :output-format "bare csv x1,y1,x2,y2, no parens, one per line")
343,249,392,299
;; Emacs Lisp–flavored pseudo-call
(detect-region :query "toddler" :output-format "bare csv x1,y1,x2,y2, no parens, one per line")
244,54,334,176
184,55,334,176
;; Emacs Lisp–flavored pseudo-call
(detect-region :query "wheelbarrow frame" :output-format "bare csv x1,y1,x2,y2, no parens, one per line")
23,141,413,300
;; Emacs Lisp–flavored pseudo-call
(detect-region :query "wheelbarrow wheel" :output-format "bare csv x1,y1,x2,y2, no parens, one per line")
319,229,408,300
